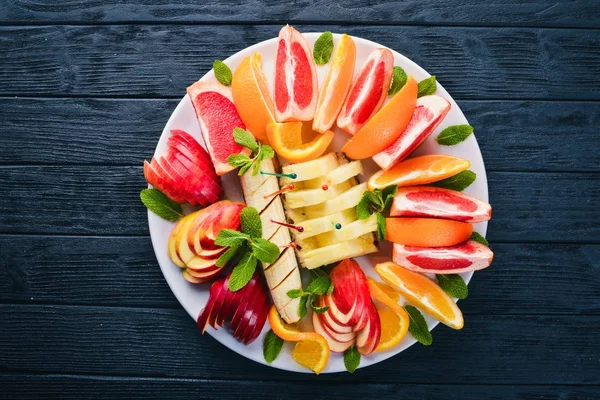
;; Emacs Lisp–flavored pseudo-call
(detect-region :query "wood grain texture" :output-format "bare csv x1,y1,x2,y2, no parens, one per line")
1,236,598,315
2,98,598,172
1,0,599,28
1,375,599,400
0,304,599,384
1,166,598,241
0,25,599,99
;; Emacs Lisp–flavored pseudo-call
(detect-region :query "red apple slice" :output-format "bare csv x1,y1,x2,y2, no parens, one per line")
148,158,190,204
169,150,223,201
229,276,258,332
312,311,355,353
244,296,270,345
197,280,223,333
170,129,217,173
318,296,353,334
156,156,203,206
318,313,356,343
232,277,262,339
143,160,186,203
356,303,381,355
165,153,220,204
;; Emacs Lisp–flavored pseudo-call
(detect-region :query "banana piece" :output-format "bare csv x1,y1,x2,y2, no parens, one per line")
302,234,378,269
259,196,287,242
270,264,302,321
264,246,296,289
304,182,368,219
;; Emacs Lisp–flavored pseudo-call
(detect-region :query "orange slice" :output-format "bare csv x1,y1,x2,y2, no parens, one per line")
374,262,464,330
266,121,334,163
367,278,409,351
341,76,418,159
385,218,473,247
368,154,471,190
232,53,276,143
312,34,356,133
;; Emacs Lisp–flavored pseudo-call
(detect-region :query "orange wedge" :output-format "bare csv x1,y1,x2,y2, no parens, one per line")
385,218,473,247
267,121,334,163
312,34,356,133
342,76,418,159
375,262,464,330
268,305,330,374
368,154,471,190
232,53,276,143
367,278,409,351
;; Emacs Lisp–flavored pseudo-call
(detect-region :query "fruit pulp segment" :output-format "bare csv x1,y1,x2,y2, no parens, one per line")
346,60,386,125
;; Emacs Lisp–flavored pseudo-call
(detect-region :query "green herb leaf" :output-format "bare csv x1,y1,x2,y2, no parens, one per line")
213,60,232,86
310,296,330,314
263,329,284,364
388,66,408,95
381,184,398,212
140,189,184,222
313,31,334,65
470,232,489,246
306,276,332,296
239,163,253,176
241,207,262,238
343,346,361,373
436,124,474,146
228,252,257,292
233,128,259,153
404,305,433,345
260,144,275,161
216,245,240,268
432,170,476,191
377,213,387,241
227,153,251,168
417,76,437,98
214,229,250,247
356,192,373,220
298,295,309,319
251,238,280,263
287,289,305,299
437,274,469,299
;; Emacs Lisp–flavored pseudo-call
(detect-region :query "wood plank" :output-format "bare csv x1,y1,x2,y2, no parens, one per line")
0,25,599,99
0,0,598,28
0,166,597,241
2,98,598,172
1,375,599,400
0,304,598,384
1,236,598,315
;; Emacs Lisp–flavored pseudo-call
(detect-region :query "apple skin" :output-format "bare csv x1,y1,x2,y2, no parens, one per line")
330,259,371,330
189,201,244,251
229,276,258,332
197,280,222,333
244,293,270,345
168,134,221,185
312,311,354,353
169,129,218,174
356,303,381,355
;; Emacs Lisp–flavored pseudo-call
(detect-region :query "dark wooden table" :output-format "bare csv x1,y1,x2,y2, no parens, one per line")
1,1,599,399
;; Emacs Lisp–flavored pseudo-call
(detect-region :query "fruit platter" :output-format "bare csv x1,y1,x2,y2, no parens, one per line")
142,26,493,374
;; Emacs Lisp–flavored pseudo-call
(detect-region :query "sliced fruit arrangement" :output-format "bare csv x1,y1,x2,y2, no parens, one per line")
267,121,334,163
187,81,251,175
279,153,378,269
168,200,244,283
337,48,394,135
312,259,381,355
143,129,222,206
239,157,302,323
197,271,271,345
373,95,451,170
312,34,356,133
274,25,318,122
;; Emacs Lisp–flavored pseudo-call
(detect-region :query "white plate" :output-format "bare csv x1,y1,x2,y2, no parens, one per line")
148,32,488,373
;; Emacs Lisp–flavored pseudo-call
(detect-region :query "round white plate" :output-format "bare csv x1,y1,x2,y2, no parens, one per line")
148,32,488,373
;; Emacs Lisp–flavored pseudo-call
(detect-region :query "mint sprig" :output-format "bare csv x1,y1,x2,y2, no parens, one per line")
344,345,361,373
140,188,184,222
404,305,432,345
229,252,258,292
263,329,284,364
226,128,275,176
437,274,469,299
288,269,334,318
213,60,232,86
313,31,334,65
356,185,397,240
388,66,408,95
417,76,437,97
470,232,489,246
432,170,476,191
436,124,474,146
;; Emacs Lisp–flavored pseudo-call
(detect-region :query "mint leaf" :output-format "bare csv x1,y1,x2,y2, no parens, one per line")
417,76,437,97
287,289,305,299
251,238,280,263
432,170,476,191
213,60,232,86
437,274,469,299
310,296,329,314
306,276,332,296
216,245,240,268
381,185,398,212
436,124,474,146
233,128,259,153
260,144,275,160
214,229,250,247
298,295,309,319
227,153,251,168
140,189,183,222
239,163,252,176
313,31,334,65
377,213,386,241
388,66,408,95
404,305,433,345
228,252,257,292
470,232,489,246
263,329,284,364
343,346,361,373
356,192,373,220
241,207,262,238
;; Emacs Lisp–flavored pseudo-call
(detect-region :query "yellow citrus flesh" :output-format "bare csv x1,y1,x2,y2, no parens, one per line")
374,262,464,330
375,304,408,351
292,338,330,375
266,121,334,163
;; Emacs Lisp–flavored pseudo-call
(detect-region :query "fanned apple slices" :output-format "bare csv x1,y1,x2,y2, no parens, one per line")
280,153,378,269
240,158,302,323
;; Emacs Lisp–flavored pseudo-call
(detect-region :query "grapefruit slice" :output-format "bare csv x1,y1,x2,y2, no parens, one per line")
274,25,318,122
336,48,394,135
342,76,418,160
373,95,451,170
187,81,251,175
232,53,276,144
312,34,356,133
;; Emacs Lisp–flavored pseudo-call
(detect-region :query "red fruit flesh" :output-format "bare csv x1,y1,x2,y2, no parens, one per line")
392,240,494,274
391,186,492,223
373,95,451,170
168,152,222,203
170,130,218,176
168,136,220,185
151,157,196,205
291,42,314,109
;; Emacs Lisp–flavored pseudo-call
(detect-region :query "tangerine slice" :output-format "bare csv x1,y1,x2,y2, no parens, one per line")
375,262,464,330
385,217,473,247
266,121,334,163
368,154,471,190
